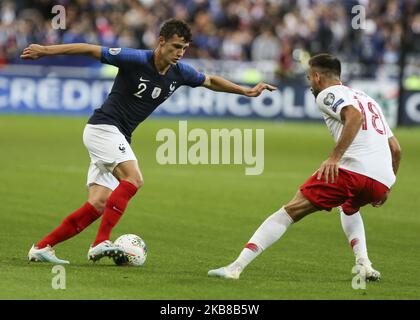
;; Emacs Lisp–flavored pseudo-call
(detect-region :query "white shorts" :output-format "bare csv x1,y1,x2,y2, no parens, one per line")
83,124,137,190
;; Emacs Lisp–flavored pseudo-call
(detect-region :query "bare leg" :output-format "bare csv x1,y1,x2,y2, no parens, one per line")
88,184,113,213
284,191,319,222
113,160,144,188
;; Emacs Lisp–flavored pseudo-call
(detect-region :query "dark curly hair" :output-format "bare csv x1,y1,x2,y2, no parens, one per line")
159,19,192,42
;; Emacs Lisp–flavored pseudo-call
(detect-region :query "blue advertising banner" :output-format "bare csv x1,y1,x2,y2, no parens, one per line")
0,71,412,126
0,74,113,115
0,73,323,121
400,91,420,125
157,86,323,120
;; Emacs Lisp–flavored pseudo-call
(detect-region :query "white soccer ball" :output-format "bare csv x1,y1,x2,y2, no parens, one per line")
113,234,147,266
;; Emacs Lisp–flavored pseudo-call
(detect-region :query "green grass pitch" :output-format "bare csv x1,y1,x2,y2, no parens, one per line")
0,115,419,299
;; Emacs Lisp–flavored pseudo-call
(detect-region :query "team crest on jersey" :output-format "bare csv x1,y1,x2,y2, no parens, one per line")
323,93,335,106
163,81,177,99
151,87,162,99
109,48,121,55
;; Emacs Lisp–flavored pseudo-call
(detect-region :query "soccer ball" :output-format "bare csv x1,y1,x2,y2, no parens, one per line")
113,234,147,266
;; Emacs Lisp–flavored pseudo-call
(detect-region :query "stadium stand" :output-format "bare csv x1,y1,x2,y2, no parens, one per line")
1,0,419,80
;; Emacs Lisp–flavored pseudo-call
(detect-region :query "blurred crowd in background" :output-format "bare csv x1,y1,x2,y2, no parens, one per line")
1,0,419,79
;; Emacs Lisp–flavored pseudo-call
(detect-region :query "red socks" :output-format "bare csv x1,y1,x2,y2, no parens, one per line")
93,180,138,246
37,202,102,249
36,180,138,249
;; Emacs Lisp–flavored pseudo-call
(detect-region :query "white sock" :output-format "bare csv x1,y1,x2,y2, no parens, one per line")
339,207,370,265
229,207,293,271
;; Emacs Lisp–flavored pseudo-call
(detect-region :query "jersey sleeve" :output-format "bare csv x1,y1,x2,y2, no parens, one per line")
101,47,148,68
316,86,356,121
178,62,206,87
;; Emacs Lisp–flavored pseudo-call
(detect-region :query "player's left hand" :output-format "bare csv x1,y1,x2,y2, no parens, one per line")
316,157,340,183
244,83,277,97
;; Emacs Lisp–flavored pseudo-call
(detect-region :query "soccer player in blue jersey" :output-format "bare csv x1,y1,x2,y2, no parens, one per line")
21,19,276,264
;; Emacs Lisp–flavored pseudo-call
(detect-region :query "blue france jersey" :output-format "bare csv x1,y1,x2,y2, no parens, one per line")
88,47,206,143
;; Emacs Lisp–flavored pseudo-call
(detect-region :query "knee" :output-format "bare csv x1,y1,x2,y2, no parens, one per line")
284,193,318,222
124,176,144,189
88,197,108,213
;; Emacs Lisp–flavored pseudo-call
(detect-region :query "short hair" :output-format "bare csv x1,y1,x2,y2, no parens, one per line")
308,53,341,78
159,19,192,43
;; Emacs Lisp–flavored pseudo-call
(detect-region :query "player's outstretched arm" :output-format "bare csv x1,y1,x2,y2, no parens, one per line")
20,43,101,60
202,75,276,97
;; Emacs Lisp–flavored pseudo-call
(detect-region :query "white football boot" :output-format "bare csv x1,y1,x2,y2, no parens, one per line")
28,245,70,264
356,258,381,282
87,240,125,262
208,264,243,279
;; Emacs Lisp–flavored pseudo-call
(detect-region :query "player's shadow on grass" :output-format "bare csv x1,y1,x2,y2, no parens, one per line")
67,263,134,268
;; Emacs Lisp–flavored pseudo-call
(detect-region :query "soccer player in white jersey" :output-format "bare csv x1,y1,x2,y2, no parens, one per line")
208,53,401,281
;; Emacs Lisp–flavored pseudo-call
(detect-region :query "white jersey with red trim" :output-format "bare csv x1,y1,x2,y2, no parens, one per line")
316,84,395,188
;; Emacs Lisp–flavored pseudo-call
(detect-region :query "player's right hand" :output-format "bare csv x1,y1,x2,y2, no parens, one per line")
244,83,277,97
316,157,340,183
20,44,46,60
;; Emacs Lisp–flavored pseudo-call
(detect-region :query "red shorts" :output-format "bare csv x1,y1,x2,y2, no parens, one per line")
300,168,389,215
